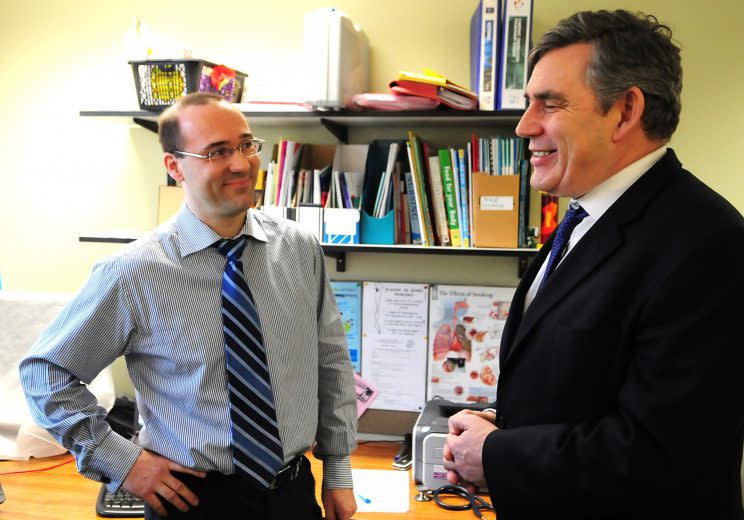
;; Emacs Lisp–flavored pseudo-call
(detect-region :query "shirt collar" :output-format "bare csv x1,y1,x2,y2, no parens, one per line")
573,145,667,221
174,206,268,257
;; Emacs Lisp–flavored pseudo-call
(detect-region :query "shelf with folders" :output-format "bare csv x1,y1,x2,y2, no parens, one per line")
79,109,524,143
258,130,536,272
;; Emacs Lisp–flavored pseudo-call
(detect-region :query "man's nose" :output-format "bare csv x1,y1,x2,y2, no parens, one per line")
228,148,255,170
515,104,541,138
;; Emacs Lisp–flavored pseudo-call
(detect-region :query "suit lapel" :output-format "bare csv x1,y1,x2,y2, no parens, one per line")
500,236,552,361
505,224,623,364
502,149,681,367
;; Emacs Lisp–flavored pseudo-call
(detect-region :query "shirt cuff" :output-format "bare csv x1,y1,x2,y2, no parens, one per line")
481,408,498,423
86,430,143,493
321,455,353,489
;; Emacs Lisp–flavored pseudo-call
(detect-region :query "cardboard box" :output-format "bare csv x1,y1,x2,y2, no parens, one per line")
471,172,520,248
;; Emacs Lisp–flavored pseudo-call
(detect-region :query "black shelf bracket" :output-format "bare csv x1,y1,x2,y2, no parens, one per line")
131,117,173,185
132,117,159,133
320,118,348,143
518,255,530,278
324,250,347,272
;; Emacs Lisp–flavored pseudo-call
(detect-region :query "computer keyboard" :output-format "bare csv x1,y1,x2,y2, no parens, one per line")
95,483,145,517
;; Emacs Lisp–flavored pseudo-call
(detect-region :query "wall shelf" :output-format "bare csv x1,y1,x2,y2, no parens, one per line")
79,234,537,276
79,108,535,276
80,108,524,143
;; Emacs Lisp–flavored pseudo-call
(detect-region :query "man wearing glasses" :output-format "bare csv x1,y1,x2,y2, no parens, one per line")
20,93,358,519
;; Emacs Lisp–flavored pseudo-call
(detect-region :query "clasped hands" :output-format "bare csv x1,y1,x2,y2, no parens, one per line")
442,409,498,492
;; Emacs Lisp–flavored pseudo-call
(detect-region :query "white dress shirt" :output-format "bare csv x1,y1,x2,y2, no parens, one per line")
20,206,357,492
524,146,668,310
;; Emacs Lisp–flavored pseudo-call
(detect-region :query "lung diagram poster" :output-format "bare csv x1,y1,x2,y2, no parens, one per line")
427,284,515,403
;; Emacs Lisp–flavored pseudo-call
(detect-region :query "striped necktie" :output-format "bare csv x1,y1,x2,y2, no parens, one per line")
539,201,588,289
215,236,284,489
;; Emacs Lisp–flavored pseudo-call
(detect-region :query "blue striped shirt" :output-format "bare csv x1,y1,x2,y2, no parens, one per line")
20,205,357,492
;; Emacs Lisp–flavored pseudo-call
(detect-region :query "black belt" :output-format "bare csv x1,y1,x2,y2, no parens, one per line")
269,455,307,490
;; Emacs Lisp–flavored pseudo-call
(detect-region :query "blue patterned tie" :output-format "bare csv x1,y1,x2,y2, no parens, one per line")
215,236,284,489
539,201,589,289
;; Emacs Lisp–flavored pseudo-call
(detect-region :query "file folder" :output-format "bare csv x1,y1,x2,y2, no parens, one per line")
361,209,395,245
471,172,519,248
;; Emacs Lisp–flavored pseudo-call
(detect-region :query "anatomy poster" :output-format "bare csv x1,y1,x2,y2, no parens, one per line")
427,284,515,403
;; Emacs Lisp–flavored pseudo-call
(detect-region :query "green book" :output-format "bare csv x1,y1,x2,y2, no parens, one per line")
438,149,462,247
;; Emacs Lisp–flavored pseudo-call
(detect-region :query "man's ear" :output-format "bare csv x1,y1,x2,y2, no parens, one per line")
164,153,184,184
612,86,645,143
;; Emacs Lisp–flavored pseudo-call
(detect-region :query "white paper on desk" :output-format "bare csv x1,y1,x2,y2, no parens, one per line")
0,291,116,460
352,469,410,513
361,282,429,412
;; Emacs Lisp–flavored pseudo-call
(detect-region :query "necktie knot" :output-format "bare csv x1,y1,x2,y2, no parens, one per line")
539,201,588,289
215,236,247,263
561,202,588,230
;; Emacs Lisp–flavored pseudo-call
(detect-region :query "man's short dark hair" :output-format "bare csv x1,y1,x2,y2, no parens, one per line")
530,10,682,141
157,92,227,153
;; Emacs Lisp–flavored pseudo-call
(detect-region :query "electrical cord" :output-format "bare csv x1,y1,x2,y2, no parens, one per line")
432,484,494,519
0,454,74,476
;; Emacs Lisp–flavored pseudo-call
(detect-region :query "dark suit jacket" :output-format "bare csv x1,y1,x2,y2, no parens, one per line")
484,149,744,519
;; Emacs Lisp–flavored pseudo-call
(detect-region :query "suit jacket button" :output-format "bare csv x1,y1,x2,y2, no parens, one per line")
496,412,505,429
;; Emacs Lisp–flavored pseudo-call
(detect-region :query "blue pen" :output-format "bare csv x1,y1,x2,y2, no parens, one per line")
357,494,371,504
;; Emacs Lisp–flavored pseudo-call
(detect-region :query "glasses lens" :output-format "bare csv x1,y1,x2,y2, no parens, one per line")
207,147,234,164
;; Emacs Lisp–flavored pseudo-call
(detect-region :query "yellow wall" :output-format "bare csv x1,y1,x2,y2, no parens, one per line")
1,0,742,394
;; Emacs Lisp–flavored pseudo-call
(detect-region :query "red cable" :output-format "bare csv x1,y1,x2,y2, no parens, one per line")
0,455,74,476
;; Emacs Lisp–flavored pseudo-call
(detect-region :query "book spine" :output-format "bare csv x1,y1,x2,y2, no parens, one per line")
518,158,530,247
465,147,474,248
470,0,483,94
408,132,435,247
340,172,353,209
263,161,275,207
393,167,400,243
312,169,321,205
458,149,470,248
427,155,451,247
404,170,423,244
275,140,287,205
498,0,532,110
400,171,411,244
406,139,429,246
450,147,464,248
478,0,501,111
438,149,462,248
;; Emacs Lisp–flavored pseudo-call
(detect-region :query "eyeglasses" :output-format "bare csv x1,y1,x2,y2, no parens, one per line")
174,138,265,165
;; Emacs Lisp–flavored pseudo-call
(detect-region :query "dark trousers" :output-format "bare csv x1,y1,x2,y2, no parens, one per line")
144,456,322,520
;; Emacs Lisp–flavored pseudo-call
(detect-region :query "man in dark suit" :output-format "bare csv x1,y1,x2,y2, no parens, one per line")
444,9,744,519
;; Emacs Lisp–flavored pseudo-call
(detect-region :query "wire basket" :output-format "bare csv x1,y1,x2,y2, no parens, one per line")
129,59,247,111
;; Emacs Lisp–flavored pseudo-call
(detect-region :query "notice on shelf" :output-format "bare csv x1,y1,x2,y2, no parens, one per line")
361,282,429,412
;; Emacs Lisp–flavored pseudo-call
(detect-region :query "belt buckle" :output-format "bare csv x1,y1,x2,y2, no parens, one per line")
269,457,301,490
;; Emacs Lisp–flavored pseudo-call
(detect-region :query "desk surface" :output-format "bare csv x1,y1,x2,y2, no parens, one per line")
0,442,471,519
